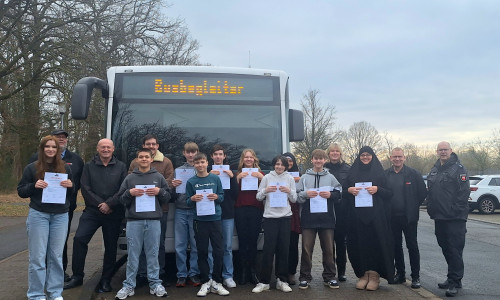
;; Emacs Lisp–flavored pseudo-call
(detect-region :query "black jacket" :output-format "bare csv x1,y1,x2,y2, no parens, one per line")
17,163,73,214
384,165,427,224
325,161,351,230
208,166,239,220
80,154,127,219
29,149,84,211
426,153,470,221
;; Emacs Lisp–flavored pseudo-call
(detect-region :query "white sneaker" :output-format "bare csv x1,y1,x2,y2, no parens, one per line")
211,281,230,295
252,282,270,293
115,286,135,299
276,278,292,292
53,297,63,300
223,278,237,288
150,284,168,297
197,280,212,297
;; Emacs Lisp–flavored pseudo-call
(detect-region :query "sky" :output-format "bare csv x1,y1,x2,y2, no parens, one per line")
166,0,500,147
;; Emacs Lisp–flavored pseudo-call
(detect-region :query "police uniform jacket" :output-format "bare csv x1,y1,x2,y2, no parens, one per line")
426,152,470,221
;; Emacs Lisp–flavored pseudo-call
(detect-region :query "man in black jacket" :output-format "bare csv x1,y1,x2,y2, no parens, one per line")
385,147,427,289
427,141,470,297
64,139,127,293
29,129,84,281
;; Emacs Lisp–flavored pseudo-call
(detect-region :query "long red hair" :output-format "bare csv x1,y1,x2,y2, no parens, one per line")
35,135,66,180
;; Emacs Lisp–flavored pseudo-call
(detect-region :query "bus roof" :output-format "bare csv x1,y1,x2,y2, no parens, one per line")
108,65,288,78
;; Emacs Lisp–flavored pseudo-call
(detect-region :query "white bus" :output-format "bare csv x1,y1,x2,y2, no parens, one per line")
71,66,304,252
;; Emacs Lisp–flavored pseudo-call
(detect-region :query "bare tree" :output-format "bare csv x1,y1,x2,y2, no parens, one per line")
292,89,340,170
341,121,381,163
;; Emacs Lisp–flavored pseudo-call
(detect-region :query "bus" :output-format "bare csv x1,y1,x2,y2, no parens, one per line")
71,66,304,252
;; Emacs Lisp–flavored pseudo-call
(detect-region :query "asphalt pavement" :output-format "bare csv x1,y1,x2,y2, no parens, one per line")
2,210,499,299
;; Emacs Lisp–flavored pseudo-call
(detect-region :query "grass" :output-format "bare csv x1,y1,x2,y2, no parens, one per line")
0,192,85,216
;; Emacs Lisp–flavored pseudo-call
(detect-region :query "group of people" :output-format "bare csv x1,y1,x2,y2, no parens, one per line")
18,128,470,300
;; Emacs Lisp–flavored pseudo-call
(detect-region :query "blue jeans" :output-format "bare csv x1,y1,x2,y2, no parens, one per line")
139,211,168,277
26,208,68,300
123,220,162,290
174,208,199,278
208,219,234,279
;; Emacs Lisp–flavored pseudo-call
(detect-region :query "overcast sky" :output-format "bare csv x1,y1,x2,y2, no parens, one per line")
167,0,500,147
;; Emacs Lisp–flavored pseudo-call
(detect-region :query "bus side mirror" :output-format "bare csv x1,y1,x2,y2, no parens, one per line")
289,109,304,142
71,77,108,120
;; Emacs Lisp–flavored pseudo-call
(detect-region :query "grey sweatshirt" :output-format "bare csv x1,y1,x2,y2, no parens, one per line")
256,170,297,218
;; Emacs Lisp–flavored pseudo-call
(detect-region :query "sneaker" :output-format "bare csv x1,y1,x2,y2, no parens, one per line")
411,278,421,289
150,284,168,297
438,279,462,289
252,282,270,293
394,273,406,284
189,275,201,287
115,287,135,300
324,279,340,289
276,278,292,292
53,297,63,300
176,277,186,287
298,280,309,289
338,274,347,282
197,280,212,297
211,281,230,295
223,278,237,288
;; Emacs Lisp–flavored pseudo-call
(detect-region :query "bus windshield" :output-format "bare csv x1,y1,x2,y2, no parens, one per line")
110,72,283,170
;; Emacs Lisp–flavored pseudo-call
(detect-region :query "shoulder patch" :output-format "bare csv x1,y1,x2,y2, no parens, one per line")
460,174,467,182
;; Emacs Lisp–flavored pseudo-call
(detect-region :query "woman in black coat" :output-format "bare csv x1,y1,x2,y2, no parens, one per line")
344,146,394,291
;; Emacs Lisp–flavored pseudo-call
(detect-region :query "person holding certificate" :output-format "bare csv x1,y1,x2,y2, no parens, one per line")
18,135,73,300
345,146,394,291
185,153,229,297
234,148,264,285
282,152,301,285
296,149,341,290
252,155,297,293
116,148,170,299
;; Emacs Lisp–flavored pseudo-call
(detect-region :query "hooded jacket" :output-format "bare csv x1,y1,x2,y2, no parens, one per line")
296,168,341,229
427,152,470,221
256,170,297,218
119,167,171,220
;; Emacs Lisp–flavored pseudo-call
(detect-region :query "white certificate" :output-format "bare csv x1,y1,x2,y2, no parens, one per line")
289,172,300,178
135,185,156,212
196,189,215,216
309,186,331,213
241,168,259,191
41,172,68,204
175,168,196,194
355,182,373,207
212,165,230,189
269,182,288,207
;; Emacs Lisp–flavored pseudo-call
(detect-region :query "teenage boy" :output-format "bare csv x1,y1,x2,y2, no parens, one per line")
129,134,174,285
115,148,170,299
171,142,201,287
296,149,342,290
186,153,229,297
209,145,239,288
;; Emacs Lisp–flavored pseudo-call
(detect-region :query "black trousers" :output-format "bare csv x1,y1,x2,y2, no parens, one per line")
435,219,466,284
63,209,74,271
194,220,224,284
288,231,299,275
234,206,262,270
260,217,291,284
392,216,420,279
71,210,122,281
334,227,347,276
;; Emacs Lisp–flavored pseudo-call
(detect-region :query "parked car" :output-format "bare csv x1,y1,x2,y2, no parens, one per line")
468,175,500,214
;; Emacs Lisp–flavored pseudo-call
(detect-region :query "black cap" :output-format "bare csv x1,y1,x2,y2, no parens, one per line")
51,129,68,137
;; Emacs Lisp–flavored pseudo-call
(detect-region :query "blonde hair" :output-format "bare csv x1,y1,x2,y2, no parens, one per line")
237,148,261,172
326,143,344,162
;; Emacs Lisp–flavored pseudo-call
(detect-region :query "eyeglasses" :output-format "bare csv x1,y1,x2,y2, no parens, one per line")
144,143,158,146
360,154,372,158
